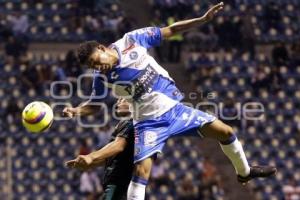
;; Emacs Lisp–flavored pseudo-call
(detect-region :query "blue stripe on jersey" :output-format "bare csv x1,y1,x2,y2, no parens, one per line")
107,67,141,82
90,71,107,102
152,76,184,102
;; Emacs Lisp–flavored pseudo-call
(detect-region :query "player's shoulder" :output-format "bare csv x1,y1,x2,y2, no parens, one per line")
126,27,161,37
112,33,135,49
113,27,161,49
113,119,133,138
111,36,148,69
115,119,134,131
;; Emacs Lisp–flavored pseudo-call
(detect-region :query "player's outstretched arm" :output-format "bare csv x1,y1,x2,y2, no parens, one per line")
160,2,224,39
66,136,127,170
65,157,101,171
62,99,101,118
88,136,127,164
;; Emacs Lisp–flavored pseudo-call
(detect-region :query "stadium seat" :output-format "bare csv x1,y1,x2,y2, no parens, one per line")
20,2,28,10
5,2,13,10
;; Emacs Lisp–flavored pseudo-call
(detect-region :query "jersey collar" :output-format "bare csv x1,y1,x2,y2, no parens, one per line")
109,44,121,67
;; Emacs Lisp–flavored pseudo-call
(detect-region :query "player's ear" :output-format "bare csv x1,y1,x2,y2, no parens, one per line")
97,45,106,52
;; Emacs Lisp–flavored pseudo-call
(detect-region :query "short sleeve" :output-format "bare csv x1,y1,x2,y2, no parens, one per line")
114,120,134,140
89,71,106,102
126,27,162,49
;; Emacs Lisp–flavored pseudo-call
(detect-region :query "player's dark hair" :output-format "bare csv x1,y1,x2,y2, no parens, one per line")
76,40,99,65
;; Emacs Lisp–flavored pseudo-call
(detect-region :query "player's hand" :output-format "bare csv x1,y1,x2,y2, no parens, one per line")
65,159,79,169
66,162,90,171
204,2,224,21
66,155,93,170
62,107,77,118
78,155,93,165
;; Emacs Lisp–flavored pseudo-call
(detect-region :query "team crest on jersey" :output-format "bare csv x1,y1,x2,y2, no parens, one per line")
129,51,138,60
144,131,158,147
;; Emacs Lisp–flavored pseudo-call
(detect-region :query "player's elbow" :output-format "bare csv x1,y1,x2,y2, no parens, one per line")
114,144,125,153
160,27,174,39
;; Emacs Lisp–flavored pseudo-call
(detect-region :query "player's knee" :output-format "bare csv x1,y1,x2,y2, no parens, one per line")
220,124,235,141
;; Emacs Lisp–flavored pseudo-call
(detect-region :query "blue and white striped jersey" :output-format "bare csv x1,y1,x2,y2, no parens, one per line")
91,27,183,121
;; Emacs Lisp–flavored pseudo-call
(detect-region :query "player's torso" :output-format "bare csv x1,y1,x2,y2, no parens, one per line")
103,121,134,187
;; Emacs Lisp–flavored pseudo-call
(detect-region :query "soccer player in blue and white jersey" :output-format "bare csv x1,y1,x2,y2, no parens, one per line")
63,2,276,199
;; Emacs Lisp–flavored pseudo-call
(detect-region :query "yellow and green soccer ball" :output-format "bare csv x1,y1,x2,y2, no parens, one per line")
22,101,54,133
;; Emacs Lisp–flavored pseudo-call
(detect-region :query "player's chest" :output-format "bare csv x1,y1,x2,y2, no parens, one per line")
119,45,148,69
104,64,159,100
105,54,150,83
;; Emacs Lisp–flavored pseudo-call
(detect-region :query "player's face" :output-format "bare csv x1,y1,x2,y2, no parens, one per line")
116,99,131,117
87,46,114,73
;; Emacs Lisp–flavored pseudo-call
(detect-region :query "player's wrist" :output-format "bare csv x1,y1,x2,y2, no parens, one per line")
88,153,97,163
71,107,81,116
202,14,212,22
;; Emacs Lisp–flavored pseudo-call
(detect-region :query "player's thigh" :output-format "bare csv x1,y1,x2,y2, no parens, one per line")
199,119,234,141
102,185,116,200
134,157,153,179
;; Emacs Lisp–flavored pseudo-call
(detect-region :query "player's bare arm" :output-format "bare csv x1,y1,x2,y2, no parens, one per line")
89,136,127,163
160,2,224,38
62,99,101,118
66,136,127,170
64,98,131,166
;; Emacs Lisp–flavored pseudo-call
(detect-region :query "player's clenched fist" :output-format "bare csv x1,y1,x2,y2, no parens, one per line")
62,107,77,118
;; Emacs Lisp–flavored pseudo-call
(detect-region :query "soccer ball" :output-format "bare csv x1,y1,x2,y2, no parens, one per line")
22,101,54,133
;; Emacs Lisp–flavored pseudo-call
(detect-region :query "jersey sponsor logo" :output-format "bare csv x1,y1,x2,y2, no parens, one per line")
129,51,138,60
144,131,158,147
124,64,158,101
